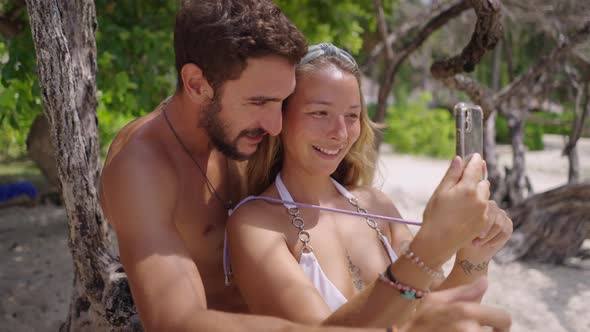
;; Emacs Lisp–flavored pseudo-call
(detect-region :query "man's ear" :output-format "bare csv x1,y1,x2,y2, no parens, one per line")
180,63,214,101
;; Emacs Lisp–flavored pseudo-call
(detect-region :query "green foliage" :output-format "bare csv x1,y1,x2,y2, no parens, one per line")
2,0,577,163
382,93,456,158
275,0,379,55
0,29,41,160
495,114,544,151
534,111,575,136
0,1,179,159
1,0,383,160
95,0,177,118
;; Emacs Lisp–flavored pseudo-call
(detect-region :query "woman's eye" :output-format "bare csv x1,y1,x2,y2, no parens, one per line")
251,101,266,106
310,111,328,117
347,113,359,119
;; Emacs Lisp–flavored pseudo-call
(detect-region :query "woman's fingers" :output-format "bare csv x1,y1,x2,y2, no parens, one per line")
474,223,501,247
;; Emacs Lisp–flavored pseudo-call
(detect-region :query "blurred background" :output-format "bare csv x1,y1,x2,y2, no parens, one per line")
1,0,589,331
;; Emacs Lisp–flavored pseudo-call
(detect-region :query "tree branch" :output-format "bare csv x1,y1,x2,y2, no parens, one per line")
430,0,503,77
373,0,393,62
427,0,503,119
363,0,468,70
439,74,495,119
372,0,472,122
494,20,590,105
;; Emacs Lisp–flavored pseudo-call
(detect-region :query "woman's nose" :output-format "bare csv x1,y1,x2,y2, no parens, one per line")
329,116,347,141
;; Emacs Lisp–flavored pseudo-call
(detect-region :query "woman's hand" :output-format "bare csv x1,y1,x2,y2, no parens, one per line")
457,200,513,264
400,278,512,332
413,154,491,267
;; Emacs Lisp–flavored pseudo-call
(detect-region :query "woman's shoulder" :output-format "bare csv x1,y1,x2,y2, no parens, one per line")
348,186,391,205
348,185,400,217
227,185,286,232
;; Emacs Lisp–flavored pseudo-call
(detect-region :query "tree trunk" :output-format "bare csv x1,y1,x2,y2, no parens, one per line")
495,182,590,264
484,111,504,200
486,38,502,201
567,148,580,184
25,1,140,331
564,80,589,184
504,108,532,207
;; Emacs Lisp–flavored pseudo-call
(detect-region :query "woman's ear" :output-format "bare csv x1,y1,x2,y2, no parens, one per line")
180,63,214,102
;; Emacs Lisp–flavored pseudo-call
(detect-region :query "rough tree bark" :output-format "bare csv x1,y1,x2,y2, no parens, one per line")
25,1,140,331
563,71,590,184
495,182,590,264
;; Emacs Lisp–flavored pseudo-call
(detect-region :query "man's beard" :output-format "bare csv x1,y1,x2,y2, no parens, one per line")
199,95,266,161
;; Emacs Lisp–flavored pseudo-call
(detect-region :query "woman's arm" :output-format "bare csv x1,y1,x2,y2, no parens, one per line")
227,200,442,328
327,155,494,327
434,200,512,300
229,155,493,328
227,201,334,323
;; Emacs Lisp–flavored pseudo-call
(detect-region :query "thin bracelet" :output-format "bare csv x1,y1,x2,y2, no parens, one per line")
385,326,399,332
400,242,445,279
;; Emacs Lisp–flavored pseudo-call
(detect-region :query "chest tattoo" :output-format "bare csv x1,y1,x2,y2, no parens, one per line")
347,255,363,291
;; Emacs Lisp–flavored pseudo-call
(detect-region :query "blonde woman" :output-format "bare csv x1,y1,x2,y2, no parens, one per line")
227,43,512,329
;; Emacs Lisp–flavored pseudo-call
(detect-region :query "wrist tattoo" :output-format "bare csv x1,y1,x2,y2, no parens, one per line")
459,260,489,275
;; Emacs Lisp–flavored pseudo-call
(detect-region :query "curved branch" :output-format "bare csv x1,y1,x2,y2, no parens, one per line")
372,0,472,125
494,20,590,105
430,0,503,77
363,0,468,70
439,74,495,119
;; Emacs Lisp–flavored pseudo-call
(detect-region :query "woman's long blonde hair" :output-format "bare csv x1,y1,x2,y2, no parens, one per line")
245,52,378,195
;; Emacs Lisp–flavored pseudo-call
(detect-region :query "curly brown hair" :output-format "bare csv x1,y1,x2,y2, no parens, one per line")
174,0,307,90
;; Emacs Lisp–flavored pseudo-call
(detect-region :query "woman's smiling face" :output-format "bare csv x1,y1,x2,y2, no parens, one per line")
281,65,362,177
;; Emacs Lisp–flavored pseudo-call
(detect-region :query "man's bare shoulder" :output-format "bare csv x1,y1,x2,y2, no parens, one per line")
103,110,161,168
99,116,178,227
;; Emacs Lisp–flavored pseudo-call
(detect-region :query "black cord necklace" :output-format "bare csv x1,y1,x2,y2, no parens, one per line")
161,98,233,213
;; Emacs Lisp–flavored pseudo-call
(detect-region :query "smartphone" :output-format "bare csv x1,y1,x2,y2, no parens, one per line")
454,102,483,162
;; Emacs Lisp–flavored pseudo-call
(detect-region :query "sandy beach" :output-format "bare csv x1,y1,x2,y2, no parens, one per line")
1,135,589,332
375,135,590,332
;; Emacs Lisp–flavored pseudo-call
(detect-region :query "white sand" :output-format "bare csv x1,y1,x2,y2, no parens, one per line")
374,135,590,332
0,135,588,331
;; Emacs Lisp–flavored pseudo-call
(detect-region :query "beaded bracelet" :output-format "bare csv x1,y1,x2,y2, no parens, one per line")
400,243,445,279
378,271,429,300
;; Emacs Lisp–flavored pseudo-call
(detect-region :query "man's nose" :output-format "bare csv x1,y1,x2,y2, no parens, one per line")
259,107,282,136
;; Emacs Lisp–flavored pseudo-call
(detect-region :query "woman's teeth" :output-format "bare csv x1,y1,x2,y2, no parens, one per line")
313,145,340,156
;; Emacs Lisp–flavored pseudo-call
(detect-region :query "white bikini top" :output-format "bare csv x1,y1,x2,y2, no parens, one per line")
275,173,398,312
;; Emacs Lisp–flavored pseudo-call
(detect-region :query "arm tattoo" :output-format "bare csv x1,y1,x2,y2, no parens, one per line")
459,260,489,275
347,255,364,291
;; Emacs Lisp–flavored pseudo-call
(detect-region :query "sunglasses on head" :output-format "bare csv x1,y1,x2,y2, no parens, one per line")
300,43,358,68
